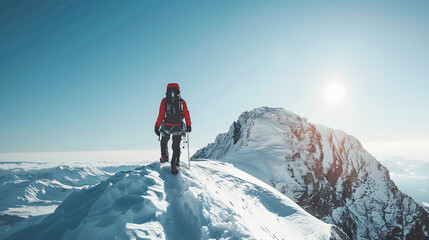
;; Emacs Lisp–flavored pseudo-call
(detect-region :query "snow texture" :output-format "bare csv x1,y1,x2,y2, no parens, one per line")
193,107,429,240
5,161,344,240
0,164,139,237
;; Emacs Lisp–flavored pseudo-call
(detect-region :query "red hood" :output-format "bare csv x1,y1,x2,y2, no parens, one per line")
167,83,180,91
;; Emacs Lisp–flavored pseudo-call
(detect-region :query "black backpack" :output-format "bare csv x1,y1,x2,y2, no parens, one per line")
164,87,183,125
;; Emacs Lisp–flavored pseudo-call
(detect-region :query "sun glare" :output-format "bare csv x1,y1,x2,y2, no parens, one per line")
323,83,346,106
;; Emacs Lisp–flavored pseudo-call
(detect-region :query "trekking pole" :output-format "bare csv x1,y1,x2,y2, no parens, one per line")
187,132,190,169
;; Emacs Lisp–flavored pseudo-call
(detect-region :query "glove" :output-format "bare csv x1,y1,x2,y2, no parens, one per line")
186,125,191,132
154,126,160,136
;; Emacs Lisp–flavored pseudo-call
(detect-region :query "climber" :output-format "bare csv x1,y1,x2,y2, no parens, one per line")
154,83,191,174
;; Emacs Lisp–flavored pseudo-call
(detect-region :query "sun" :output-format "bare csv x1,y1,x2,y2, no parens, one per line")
323,83,346,106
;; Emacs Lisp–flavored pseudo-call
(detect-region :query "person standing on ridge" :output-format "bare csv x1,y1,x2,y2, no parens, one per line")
154,83,191,174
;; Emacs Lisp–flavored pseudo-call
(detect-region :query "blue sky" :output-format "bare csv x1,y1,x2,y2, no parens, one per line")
1,0,428,154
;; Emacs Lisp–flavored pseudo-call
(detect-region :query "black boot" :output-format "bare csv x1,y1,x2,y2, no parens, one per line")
160,156,169,163
171,164,178,175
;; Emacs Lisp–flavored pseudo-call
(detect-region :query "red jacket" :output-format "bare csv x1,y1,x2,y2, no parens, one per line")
155,98,191,127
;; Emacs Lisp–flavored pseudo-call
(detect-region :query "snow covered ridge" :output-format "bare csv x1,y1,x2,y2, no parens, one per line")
0,165,112,216
192,107,429,240
5,161,347,240
0,164,140,237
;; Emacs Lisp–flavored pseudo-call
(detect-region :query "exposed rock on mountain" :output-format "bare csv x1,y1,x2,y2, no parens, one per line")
193,107,429,240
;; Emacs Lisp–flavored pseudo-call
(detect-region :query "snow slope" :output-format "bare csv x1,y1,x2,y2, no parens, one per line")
0,164,140,237
193,107,429,240
6,161,347,240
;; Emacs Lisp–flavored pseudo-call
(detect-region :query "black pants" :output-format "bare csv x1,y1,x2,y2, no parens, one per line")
160,133,182,167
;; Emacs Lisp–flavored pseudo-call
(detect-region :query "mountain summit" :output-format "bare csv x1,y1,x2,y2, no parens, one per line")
6,161,345,240
193,107,429,239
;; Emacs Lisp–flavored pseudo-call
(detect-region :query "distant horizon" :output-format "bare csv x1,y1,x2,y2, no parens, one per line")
0,139,428,163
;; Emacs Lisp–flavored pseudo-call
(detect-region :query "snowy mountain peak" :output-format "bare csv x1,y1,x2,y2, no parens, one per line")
6,161,346,240
193,107,429,240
